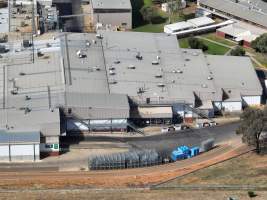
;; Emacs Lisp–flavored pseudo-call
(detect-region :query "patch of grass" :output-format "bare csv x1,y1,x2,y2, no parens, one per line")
246,48,267,68
200,39,230,55
179,38,190,48
160,152,267,187
178,37,230,55
133,23,166,33
202,33,237,47
144,0,152,6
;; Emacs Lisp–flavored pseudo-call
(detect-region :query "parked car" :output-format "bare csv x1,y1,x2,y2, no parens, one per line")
196,121,218,128
161,124,189,133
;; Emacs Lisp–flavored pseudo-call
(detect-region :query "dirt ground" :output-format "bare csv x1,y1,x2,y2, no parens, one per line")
161,151,267,187
0,189,266,200
0,140,251,190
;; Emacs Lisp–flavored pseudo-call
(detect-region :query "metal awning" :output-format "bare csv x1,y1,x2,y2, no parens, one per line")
131,106,173,119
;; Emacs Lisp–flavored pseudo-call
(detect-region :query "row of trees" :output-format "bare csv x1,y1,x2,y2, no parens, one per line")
236,107,267,154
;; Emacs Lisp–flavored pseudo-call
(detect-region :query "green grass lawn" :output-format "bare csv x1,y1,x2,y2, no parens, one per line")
200,39,230,55
202,33,237,47
133,23,166,33
178,37,230,55
178,38,190,48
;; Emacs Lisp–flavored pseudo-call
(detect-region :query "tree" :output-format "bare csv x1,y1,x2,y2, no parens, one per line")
251,33,267,53
168,0,183,23
230,46,246,56
188,37,208,51
130,0,144,28
236,107,267,154
140,5,158,24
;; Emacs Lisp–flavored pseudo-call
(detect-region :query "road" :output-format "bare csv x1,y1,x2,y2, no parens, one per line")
0,122,239,171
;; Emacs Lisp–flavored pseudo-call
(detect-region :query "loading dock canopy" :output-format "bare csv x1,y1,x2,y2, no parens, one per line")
131,106,173,119
0,130,40,145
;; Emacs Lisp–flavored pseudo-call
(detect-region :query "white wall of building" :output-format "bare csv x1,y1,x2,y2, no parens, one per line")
242,96,261,106
222,101,242,112
92,12,132,29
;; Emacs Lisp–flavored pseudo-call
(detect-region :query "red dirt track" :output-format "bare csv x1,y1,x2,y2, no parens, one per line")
0,141,251,190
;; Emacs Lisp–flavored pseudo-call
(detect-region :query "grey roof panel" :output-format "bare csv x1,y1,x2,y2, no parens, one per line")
199,0,267,28
0,129,40,144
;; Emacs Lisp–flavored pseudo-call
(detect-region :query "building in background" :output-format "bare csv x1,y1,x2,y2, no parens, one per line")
88,0,132,30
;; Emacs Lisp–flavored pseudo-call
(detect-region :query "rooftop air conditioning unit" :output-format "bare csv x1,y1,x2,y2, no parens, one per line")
157,83,165,87
109,70,115,75
201,84,208,88
109,80,117,84
155,74,163,78
128,64,135,69
96,34,103,39
114,60,120,64
152,60,159,65
136,52,143,60
207,76,213,80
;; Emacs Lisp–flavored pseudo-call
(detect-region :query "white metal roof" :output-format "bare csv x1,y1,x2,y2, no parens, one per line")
164,21,193,33
187,16,215,27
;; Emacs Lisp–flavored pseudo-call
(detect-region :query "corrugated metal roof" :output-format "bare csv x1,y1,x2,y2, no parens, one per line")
91,0,132,10
0,129,40,144
199,0,267,28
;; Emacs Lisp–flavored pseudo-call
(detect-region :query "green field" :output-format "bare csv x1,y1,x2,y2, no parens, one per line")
202,33,237,47
200,39,230,55
178,37,230,55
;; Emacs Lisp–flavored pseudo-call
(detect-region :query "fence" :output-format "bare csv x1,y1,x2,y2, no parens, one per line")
88,149,167,170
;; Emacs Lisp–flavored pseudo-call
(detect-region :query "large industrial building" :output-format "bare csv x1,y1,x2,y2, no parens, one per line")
0,30,263,159
198,0,267,29
88,0,132,30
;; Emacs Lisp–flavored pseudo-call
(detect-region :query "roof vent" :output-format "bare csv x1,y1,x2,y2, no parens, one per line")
77,50,86,58
157,83,165,87
172,80,175,83
109,70,116,75
96,33,103,39
109,80,117,84
19,72,26,76
85,40,91,47
207,76,213,80
25,95,31,101
114,60,120,64
92,39,97,44
128,64,136,69
136,52,143,60
201,84,208,88
94,66,101,71
155,74,163,78
109,66,115,70
152,60,159,65
185,58,190,61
